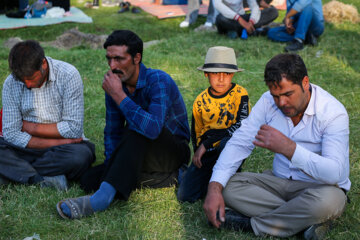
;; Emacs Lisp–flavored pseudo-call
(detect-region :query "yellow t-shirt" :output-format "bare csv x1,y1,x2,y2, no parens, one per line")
191,83,250,149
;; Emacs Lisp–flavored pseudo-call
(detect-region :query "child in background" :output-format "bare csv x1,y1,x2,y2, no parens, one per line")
177,46,250,203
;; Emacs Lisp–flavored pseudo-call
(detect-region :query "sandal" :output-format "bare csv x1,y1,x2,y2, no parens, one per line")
56,195,94,219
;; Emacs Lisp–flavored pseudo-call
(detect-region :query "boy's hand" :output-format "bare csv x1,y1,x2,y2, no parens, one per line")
193,144,206,168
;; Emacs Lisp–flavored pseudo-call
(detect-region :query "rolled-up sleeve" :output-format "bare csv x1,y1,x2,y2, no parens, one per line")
2,78,31,148
291,111,349,187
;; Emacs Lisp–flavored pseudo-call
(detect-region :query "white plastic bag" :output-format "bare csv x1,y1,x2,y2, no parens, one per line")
45,7,65,18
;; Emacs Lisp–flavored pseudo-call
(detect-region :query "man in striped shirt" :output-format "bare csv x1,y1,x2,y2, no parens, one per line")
0,40,95,190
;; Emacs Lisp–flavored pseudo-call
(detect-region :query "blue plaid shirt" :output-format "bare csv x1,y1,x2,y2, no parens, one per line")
104,63,190,162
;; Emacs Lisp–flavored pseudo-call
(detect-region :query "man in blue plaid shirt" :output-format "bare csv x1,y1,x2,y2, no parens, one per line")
57,30,190,219
0,40,95,190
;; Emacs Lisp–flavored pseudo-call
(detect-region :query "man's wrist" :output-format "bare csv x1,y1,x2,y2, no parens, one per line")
249,19,255,25
208,181,224,193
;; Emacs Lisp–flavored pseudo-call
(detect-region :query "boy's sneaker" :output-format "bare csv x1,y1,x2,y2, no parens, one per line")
179,21,190,28
40,175,68,191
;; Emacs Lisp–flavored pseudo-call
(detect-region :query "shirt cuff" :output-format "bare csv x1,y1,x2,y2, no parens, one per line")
291,143,311,170
210,170,231,188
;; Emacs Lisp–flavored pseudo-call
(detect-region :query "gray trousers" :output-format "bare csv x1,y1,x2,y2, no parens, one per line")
223,171,347,237
0,137,95,184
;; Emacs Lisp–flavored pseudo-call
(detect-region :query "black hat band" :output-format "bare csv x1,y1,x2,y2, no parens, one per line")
202,63,238,70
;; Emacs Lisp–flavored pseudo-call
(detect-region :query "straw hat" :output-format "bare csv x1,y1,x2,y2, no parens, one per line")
197,46,243,73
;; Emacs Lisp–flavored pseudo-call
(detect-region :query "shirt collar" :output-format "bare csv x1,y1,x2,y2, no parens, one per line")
45,57,56,83
135,63,147,90
304,84,315,116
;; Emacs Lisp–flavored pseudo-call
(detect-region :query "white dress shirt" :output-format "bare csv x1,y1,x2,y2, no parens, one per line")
210,84,351,191
214,0,261,24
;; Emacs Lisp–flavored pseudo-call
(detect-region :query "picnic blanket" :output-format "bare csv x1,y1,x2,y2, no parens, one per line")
130,0,286,19
0,7,92,30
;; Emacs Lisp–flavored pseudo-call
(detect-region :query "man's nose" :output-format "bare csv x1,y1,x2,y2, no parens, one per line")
279,96,286,106
109,59,117,70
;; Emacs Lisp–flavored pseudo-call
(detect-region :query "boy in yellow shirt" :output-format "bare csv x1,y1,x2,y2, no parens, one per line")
177,46,250,202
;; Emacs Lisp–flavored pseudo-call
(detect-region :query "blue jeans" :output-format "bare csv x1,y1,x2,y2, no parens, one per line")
177,137,231,203
186,0,218,24
267,4,324,42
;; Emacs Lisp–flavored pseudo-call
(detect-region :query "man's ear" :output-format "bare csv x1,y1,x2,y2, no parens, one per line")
41,58,48,71
302,76,309,91
133,53,141,65
204,72,208,78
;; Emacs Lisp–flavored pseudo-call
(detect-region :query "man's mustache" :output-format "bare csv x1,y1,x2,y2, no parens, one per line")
112,69,123,74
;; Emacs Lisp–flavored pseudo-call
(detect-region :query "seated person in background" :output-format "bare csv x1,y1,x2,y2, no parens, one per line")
203,53,350,239
179,0,218,31
0,40,95,190
267,0,324,52
214,0,278,38
177,46,250,203
57,30,190,219
5,0,28,18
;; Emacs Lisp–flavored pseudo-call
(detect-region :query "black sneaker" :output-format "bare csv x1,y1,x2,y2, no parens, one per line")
118,2,130,13
285,39,304,52
222,209,252,232
131,7,140,13
303,221,333,240
305,33,318,46
252,27,270,37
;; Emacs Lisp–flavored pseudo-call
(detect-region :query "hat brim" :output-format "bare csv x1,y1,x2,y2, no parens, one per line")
197,66,244,73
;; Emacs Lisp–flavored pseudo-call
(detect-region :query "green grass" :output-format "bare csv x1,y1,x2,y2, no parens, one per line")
0,0,359,239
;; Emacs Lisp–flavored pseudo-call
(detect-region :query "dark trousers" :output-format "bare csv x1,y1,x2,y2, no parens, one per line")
80,128,190,200
177,137,235,203
0,137,95,183
216,6,279,35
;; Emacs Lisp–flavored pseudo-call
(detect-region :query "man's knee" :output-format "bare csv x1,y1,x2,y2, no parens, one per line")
305,186,346,221
223,172,254,201
59,143,95,169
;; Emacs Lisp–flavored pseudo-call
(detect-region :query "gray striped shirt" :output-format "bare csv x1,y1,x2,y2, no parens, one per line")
2,57,84,148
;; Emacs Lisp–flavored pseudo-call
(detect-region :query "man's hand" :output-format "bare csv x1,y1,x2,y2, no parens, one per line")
243,21,255,34
203,182,225,228
193,144,206,168
102,70,127,105
253,124,296,160
238,17,255,34
285,17,295,34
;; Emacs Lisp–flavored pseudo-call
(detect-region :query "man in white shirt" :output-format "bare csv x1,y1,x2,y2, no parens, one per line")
203,53,349,239
214,0,278,38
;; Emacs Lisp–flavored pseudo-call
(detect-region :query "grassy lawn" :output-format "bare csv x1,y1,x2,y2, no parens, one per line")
0,0,359,239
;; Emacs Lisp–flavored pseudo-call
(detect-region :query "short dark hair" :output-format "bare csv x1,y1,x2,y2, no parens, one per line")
103,30,143,63
8,40,45,80
264,53,308,90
